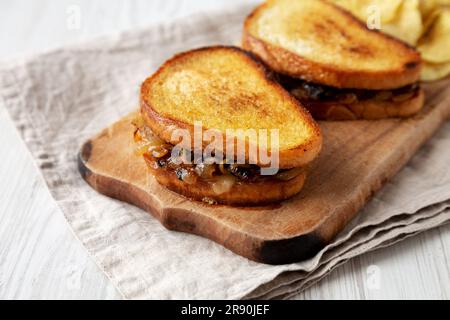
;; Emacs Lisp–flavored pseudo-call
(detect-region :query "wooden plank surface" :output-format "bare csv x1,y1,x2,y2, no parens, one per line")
0,0,450,299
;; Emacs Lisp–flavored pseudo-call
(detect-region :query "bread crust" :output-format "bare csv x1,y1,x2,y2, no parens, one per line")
302,88,425,120
140,46,323,169
242,0,422,90
145,158,307,206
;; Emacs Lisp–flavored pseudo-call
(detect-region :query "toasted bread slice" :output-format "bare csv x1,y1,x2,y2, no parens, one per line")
141,46,322,169
144,154,307,206
302,88,425,120
242,0,422,90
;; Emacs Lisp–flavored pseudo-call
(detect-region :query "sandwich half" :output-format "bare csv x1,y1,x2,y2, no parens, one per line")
136,46,322,206
242,0,425,120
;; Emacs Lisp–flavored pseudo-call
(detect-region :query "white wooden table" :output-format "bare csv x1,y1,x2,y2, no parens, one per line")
0,0,449,300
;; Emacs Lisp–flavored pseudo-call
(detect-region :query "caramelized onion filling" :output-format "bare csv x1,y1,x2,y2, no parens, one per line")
132,117,304,189
276,74,420,105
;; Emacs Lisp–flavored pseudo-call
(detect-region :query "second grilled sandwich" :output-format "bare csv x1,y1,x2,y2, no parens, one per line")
243,0,425,120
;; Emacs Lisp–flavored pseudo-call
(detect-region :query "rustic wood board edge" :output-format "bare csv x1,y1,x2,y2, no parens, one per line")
78,146,325,264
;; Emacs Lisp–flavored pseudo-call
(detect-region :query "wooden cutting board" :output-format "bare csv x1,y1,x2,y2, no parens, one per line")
78,80,450,265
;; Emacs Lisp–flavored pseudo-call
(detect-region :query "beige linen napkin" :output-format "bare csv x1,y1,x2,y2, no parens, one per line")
1,5,450,300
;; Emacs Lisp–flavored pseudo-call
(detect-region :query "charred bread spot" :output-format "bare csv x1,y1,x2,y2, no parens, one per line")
312,19,351,42
405,61,419,70
348,45,373,57
313,22,327,33
325,18,351,41
338,30,350,40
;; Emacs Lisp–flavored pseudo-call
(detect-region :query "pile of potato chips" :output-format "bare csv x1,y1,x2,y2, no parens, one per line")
332,0,450,81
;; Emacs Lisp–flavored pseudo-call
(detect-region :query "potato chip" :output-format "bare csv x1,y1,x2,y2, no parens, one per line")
422,6,442,32
332,0,402,23
417,8,450,63
382,0,423,45
332,0,450,80
420,0,450,18
421,61,450,81
332,0,422,45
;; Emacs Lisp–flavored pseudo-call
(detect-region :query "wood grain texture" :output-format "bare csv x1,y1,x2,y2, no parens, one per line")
78,80,450,265
1,0,450,299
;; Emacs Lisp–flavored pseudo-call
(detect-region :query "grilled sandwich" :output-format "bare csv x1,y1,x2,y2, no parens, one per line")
136,46,322,206
242,0,425,120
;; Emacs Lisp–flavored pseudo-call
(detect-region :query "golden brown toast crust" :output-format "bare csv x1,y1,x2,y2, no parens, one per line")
140,46,322,169
301,88,425,120
145,157,307,206
242,0,422,90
